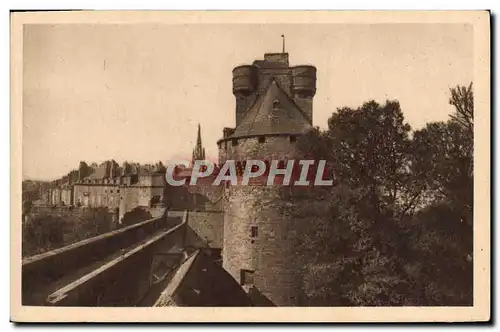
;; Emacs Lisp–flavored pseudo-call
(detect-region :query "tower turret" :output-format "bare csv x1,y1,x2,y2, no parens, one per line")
233,65,258,126
292,65,316,124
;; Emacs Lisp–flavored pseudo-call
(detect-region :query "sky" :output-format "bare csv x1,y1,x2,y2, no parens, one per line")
22,23,473,181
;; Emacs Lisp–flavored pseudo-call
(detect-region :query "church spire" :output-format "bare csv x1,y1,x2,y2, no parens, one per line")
191,123,206,166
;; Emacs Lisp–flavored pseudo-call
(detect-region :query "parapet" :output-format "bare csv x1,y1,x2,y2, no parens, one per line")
252,53,289,68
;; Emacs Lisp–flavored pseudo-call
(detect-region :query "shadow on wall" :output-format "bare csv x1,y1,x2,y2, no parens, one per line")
184,215,223,250
174,250,251,306
164,186,220,211
120,207,153,227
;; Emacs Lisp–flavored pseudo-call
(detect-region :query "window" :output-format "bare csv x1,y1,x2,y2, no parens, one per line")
251,226,258,238
289,135,297,143
240,269,255,286
273,100,280,110
258,136,266,143
232,139,239,146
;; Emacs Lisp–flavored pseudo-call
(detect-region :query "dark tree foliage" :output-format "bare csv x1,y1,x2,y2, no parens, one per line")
22,214,65,257
295,84,474,306
22,207,115,258
72,207,115,241
449,83,473,136
121,207,153,227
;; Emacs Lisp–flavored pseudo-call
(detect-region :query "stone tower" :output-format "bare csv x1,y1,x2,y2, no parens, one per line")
191,123,206,166
217,52,317,306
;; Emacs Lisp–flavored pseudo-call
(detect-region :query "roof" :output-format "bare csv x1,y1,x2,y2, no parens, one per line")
153,250,251,307
230,78,312,138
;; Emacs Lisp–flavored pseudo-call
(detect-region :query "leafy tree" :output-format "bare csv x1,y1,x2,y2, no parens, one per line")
293,101,418,305
121,207,153,227
22,214,65,257
449,83,473,135
294,85,474,306
405,202,473,305
412,121,473,223
75,207,114,240
293,186,410,306
405,83,474,306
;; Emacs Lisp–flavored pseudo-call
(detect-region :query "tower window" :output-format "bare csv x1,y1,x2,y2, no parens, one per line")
289,136,297,143
251,226,258,238
273,100,280,110
232,139,239,146
240,269,255,286
258,136,266,143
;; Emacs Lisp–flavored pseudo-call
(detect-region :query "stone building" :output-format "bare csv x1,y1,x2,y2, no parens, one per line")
61,186,73,206
72,160,166,222
216,52,317,306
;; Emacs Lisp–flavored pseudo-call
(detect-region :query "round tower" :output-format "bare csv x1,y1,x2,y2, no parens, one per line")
219,135,306,306
221,52,318,306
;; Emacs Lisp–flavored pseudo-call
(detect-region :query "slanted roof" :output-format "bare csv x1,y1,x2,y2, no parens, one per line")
153,250,251,307
231,78,312,138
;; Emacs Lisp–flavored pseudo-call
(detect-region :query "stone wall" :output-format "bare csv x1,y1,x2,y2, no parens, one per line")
219,135,304,165
184,211,224,249
118,186,164,222
164,181,224,212
220,136,307,306
223,185,302,306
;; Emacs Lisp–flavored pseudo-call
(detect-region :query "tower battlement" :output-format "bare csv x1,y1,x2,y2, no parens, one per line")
231,53,317,127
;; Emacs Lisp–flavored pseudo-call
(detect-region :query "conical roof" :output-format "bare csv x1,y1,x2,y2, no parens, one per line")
231,79,312,138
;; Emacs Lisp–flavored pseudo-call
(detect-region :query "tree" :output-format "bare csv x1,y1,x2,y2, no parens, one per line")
412,121,473,223
412,83,473,223
294,88,474,306
121,207,153,227
292,185,411,306
75,207,114,240
22,214,65,257
293,100,418,306
404,83,474,306
405,202,473,305
449,83,473,136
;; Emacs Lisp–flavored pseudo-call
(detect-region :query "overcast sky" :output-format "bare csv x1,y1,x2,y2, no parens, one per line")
23,23,473,181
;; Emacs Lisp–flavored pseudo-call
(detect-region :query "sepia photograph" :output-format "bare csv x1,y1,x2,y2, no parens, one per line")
10,10,490,322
